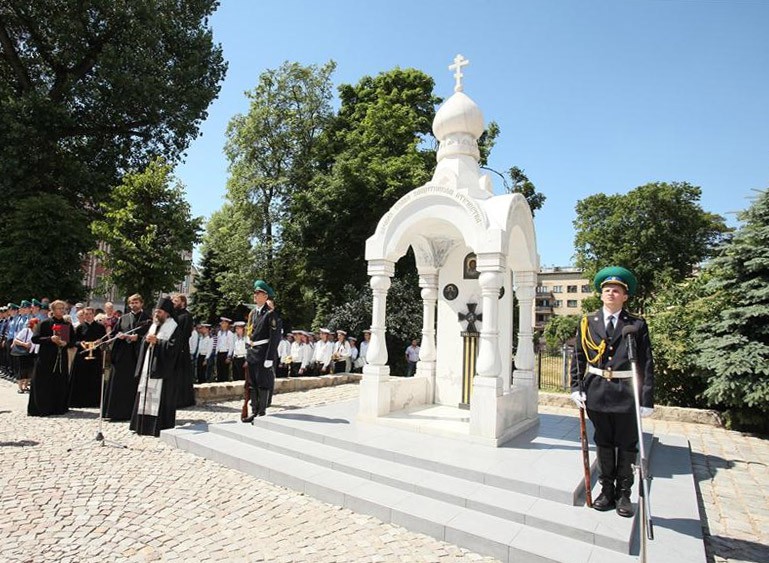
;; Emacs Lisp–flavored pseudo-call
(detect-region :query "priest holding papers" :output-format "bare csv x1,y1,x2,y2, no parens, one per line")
130,297,182,437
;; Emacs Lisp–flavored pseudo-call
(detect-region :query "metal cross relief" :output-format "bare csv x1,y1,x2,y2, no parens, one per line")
458,302,482,333
449,54,469,92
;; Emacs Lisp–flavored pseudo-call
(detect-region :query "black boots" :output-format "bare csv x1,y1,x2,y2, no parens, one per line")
256,388,269,417
593,446,616,511
615,450,636,518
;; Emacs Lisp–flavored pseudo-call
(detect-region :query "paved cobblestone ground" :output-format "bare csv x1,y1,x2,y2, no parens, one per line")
1,378,767,562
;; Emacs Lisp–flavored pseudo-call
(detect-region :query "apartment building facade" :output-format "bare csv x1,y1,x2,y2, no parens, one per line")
535,267,592,331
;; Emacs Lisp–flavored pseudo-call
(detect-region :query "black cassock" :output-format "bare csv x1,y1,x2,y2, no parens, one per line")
28,317,75,417
103,310,150,420
68,321,107,408
173,307,195,408
130,320,181,437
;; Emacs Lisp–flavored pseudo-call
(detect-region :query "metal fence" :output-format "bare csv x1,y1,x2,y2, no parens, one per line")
536,345,573,390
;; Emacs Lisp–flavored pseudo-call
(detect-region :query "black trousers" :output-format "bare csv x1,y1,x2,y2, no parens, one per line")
586,410,638,452
232,356,247,381
196,355,208,384
215,352,230,382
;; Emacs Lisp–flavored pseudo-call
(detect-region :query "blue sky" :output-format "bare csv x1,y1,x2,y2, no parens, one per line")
175,0,769,267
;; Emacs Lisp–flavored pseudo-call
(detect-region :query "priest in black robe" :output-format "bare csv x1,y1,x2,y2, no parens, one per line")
68,307,107,408
172,293,195,408
130,297,182,437
28,300,75,416
103,294,150,421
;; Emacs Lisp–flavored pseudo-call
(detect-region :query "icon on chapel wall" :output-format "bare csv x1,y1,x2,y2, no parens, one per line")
463,253,479,279
443,284,459,301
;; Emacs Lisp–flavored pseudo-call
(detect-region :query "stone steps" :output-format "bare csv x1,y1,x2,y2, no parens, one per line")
162,400,706,563
163,425,636,562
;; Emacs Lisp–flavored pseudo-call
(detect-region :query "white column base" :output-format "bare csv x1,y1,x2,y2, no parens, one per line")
513,369,539,418
470,375,539,445
358,365,391,419
415,360,436,404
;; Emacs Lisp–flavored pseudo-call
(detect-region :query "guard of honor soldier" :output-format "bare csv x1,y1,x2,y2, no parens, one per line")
570,266,655,518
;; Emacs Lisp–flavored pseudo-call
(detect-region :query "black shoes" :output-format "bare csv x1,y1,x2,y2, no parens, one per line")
593,484,616,511
616,491,634,517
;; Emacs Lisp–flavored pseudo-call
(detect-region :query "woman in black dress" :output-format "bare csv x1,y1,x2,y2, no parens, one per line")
28,300,75,416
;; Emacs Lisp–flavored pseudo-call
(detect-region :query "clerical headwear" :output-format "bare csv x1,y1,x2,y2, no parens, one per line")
155,297,174,316
253,279,275,298
593,266,638,297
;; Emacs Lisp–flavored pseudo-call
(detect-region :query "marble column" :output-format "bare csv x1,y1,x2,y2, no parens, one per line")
513,270,538,418
359,260,394,418
417,271,438,402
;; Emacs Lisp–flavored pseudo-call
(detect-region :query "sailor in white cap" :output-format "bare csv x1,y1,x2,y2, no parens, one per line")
312,328,334,376
356,330,371,372
215,317,234,382
332,330,351,373
231,321,248,381
195,323,213,383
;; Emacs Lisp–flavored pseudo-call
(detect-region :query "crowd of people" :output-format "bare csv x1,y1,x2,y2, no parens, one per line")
0,286,372,435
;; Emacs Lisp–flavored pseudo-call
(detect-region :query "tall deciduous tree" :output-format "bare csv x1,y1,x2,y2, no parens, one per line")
573,182,727,309
91,158,202,303
283,68,441,325
0,194,91,301
697,189,769,430
224,61,336,281
0,0,226,298
190,203,256,319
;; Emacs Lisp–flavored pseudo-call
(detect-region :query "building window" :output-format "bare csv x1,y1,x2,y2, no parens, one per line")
581,285,592,293
536,286,549,294
567,285,577,293
554,300,562,308
567,300,578,308
552,286,563,293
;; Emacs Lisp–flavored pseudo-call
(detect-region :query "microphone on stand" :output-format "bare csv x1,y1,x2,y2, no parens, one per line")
622,325,638,361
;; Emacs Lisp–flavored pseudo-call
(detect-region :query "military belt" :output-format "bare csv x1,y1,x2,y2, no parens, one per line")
248,339,269,347
587,366,633,380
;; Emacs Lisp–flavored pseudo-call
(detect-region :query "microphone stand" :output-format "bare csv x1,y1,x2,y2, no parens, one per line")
68,329,127,451
624,327,654,560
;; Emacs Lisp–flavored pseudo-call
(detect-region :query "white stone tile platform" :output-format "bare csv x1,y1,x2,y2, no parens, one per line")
162,400,706,563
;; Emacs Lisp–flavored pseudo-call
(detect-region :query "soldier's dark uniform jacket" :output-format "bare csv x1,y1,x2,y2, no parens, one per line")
246,302,281,389
570,309,654,413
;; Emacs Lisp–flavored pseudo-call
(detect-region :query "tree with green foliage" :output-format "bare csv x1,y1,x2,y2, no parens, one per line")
696,189,769,430
283,68,441,326
189,203,256,321
91,158,202,303
0,194,91,301
542,314,580,353
187,245,227,324
645,272,722,409
224,61,336,279
573,182,728,310
0,0,226,298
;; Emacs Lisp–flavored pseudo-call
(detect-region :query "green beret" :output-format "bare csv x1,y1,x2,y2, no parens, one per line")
594,266,638,296
253,279,275,298
20,300,31,307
